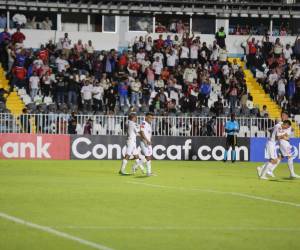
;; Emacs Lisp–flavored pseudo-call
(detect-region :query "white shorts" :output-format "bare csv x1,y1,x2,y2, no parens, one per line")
279,140,292,157
265,141,278,160
125,141,138,156
140,142,153,157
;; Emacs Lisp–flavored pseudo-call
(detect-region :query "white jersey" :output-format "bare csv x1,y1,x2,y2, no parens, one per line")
140,120,153,157
269,123,285,142
140,120,152,142
277,122,293,157
127,120,139,143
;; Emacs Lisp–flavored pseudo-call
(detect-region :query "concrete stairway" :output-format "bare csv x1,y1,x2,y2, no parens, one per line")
228,58,300,137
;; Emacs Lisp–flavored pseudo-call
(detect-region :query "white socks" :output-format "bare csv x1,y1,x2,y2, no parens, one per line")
288,158,296,177
132,159,145,173
120,159,128,173
261,162,274,178
146,160,151,175
269,160,280,173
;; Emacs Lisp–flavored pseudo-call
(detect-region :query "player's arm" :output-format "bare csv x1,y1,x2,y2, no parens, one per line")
140,130,151,145
276,132,289,141
140,123,151,145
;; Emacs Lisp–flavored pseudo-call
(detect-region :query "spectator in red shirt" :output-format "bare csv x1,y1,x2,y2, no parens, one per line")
155,34,164,50
12,65,27,88
247,37,257,68
38,45,49,63
127,58,140,76
118,51,128,71
12,27,26,44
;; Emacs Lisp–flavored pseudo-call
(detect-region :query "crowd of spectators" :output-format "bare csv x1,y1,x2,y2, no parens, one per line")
229,23,292,36
0,13,53,30
155,19,189,34
1,24,299,135
244,34,300,116
0,26,256,119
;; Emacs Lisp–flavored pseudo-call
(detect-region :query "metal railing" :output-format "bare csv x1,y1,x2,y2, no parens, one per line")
0,113,297,137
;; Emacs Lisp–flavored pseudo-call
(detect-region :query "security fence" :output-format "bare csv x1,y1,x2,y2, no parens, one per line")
0,113,298,138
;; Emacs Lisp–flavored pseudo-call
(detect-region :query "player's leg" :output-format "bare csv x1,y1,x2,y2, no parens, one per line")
144,145,154,176
145,156,152,176
231,135,237,162
223,136,231,162
287,156,300,178
260,159,277,180
267,155,281,177
132,155,145,174
258,141,277,179
280,140,299,178
120,155,130,175
140,142,153,176
119,144,133,175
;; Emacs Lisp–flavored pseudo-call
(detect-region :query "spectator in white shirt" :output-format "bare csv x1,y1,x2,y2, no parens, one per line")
136,48,146,64
190,41,199,63
283,44,293,61
166,50,177,70
29,71,40,100
153,51,164,65
180,42,189,64
210,42,219,61
268,69,278,100
277,77,286,104
81,80,93,111
92,81,104,111
130,78,141,107
183,64,197,84
55,55,69,73
152,56,163,79
41,17,53,30
62,33,71,57
155,76,165,90
85,40,94,55
219,46,228,62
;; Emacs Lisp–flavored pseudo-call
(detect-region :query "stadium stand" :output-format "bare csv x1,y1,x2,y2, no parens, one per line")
0,0,300,136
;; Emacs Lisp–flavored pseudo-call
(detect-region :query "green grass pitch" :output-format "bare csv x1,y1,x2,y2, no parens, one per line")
0,160,300,250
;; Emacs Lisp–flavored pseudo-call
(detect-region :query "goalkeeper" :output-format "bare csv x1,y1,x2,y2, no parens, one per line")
223,113,240,162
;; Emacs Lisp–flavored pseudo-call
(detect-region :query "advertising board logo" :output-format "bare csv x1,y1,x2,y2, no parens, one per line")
0,134,70,160
71,136,249,161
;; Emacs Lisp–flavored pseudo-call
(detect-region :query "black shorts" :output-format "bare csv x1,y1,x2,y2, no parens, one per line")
226,135,237,148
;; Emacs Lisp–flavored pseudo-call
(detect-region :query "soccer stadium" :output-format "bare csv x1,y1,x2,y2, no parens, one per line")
1,0,300,249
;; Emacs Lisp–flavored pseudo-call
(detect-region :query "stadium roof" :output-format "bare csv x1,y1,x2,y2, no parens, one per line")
1,0,300,17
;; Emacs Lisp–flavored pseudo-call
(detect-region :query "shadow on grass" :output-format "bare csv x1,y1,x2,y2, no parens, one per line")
134,175,149,179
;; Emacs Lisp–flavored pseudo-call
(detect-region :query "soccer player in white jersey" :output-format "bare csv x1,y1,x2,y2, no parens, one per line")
139,112,155,176
257,120,291,180
276,121,299,178
119,113,145,175
257,111,300,178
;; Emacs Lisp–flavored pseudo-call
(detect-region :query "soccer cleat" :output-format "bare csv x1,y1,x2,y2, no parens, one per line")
146,173,157,177
290,174,300,178
260,176,269,180
267,171,275,178
256,167,262,177
119,170,129,176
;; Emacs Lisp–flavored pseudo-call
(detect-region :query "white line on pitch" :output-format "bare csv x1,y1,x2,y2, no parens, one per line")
52,225,300,232
127,181,300,208
0,212,114,250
